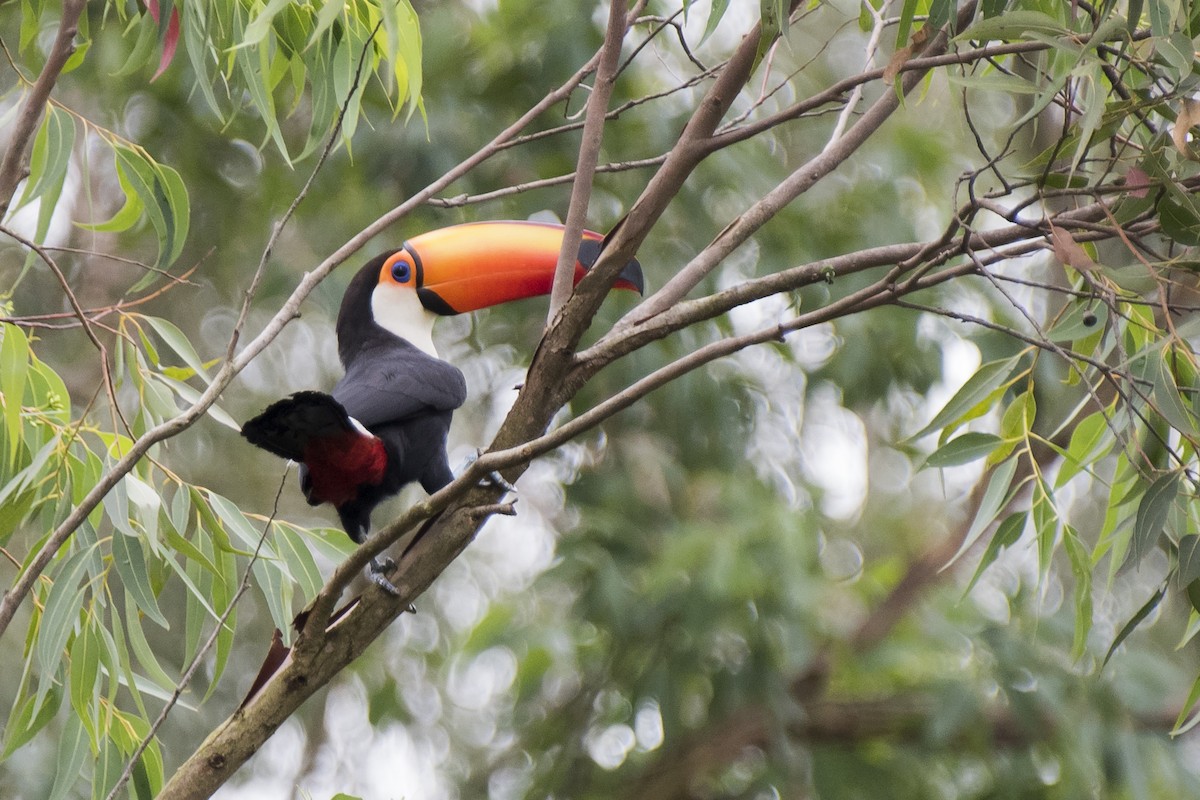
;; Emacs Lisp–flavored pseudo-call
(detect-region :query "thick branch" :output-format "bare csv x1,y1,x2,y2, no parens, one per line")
581,198,1113,375
493,9,777,452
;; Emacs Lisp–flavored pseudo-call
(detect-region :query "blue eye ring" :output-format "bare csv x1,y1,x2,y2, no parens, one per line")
391,258,412,283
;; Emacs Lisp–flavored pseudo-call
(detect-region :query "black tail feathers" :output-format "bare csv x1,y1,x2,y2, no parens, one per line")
241,391,354,461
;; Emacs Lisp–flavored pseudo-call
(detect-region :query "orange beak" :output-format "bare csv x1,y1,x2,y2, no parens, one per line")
378,221,643,315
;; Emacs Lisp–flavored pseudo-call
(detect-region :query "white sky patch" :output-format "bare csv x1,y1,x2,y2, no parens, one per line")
586,723,638,770
635,700,665,751
4,155,79,249
447,646,518,711
789,322,838,370
800,384,868,520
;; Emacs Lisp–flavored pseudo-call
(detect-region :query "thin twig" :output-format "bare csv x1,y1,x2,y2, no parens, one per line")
225,18,381,362
548,0,630,320
428,156,667,209
823,1,885,152
620,1,976,328
0,224,130,438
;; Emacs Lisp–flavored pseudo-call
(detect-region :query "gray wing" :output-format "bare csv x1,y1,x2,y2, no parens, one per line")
331,343,466,428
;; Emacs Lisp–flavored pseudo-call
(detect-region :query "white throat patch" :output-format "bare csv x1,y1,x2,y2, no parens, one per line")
370,282,439,358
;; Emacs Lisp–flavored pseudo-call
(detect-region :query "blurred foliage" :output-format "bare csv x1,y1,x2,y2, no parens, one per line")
4,0,1200,798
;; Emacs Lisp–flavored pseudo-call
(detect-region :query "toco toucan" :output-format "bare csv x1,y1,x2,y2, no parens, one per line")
241,221,643,593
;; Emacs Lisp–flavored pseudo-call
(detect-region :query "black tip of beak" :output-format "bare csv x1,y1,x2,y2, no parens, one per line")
579,239,645,294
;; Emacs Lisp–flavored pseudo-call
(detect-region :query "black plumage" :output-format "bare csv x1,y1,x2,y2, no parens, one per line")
242,252,466,559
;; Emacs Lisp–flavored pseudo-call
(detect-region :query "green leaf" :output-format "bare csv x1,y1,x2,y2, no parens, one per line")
1056,409,1114,487
752,0,786,73
1131,471,1182,567
1172,670,1200,734
272,523,323,600
312,0,347,44
155,373,241,431
112,530,169,629
207,491,271,553
1148,0,1177,36
956,9,1069,41
28,353,71,423
1048,301,1108,343
237,40,290,161
2,686,62,758
1104,583,1167,666
68,619,101,722
114,12,161,77
1179,534,1200,586
911,353,1024,440
138,314,211,383
996,388,1036,446
895,0,919,48
944,455,1023,569
1,323,32,467
112,146,190,269
47,713,89,800
701,0,732,42
963,511,1027,596
1032,476,1058,576
14,105,75,247
0,435,63,515
981,0,1007,18
238,0,293,49
927,0,954,32
253,556,294,637
1158,194,1200,246
1150,349,1200,436
923,432,1003,469
1063,526,1093,661
1126,0,1145,30
125,592,178,691
377,0,422,116
34,545,96,709
76,162,145,233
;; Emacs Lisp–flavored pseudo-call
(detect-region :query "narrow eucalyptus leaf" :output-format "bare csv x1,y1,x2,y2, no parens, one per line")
1104,583,1167,666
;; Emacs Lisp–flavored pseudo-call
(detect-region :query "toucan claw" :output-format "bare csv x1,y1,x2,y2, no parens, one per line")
482,469,516,494
462,449,516,494
367,556,400,596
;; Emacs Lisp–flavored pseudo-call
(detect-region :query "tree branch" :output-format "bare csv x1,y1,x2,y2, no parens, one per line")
0,0,85,217
619,0,979,327
549,0,630,319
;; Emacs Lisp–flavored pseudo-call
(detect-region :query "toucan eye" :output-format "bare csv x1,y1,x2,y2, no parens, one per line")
391,259,412,283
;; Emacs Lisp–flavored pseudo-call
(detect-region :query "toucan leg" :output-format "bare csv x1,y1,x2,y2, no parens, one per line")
367,556,399,596
461,449,516,493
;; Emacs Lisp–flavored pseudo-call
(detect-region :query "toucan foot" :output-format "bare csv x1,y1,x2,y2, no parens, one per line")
463,449,517,494
367,557,400,596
